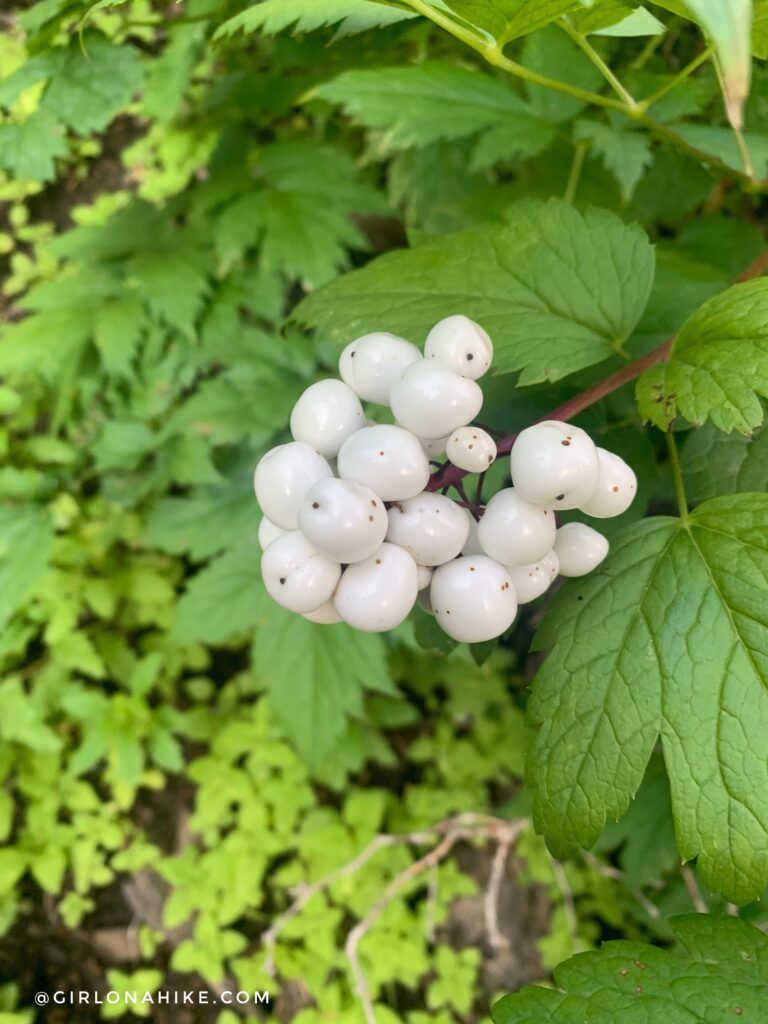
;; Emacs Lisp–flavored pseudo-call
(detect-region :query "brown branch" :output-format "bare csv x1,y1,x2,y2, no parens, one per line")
426,248,768,496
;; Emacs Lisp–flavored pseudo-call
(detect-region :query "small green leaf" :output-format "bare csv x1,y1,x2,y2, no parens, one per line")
575,120,653,200
0,506,54,630
418,0,581,45
682,419,768,503
492,915,768,1022
215,0,416,39
0,109,68,182
171,546,267,645
529,495,768,903
295,199,655,384
637,279,768,434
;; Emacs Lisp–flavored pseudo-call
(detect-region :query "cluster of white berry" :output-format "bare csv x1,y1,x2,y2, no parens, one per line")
254,316,636,643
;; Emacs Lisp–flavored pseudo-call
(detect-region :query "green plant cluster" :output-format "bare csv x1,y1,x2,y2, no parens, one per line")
1,0,768,1021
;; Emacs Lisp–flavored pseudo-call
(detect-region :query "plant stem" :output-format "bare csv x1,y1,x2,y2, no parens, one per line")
564,141,588,204
666,431,689,522
558,20,638,108
639,45,713,111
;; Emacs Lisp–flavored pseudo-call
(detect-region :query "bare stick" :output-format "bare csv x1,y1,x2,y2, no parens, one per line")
681,864,708,913
483,822,527,950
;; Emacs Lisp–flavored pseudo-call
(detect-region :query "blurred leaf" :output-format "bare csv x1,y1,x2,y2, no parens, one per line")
575,120,653,200
0,505,54,630
215,0,416,39
171,546,267,644
682,418,768,502
0,109,67,182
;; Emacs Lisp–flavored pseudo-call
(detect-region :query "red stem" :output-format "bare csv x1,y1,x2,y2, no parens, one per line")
426,249,768,495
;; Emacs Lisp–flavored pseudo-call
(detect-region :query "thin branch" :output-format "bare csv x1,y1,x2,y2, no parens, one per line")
483,823,527,949
666,431,689,522
681,864,708,913
559,20,638,107
639,45,713,111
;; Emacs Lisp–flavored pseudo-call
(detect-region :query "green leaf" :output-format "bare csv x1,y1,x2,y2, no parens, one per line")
0,505,54,630
171,546,267,645
312,63,536,150
492,915,768,1023
92,422,156,473
594,6,666,36
253,606,395,771
572,2,666,36
295,199,655,384
420,0,582,44
41,33,143,135
529,494,768,903
667,123,768,178
637,279,768,434
682,419,768,503
145,489,258,560
215,0,417,39
0,109,67,182
520,25,604,123
653,0,752,127
575,120,653,200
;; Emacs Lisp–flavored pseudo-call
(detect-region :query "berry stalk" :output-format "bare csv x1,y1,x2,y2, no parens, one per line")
427,249,768,495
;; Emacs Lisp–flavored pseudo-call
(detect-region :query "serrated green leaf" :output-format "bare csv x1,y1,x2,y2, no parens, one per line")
637,279,768,434
215,0,416,39
682,419,768,503
667,123,768,177
594,6,666,36
254,605,394,770
313,63,534,150
492,914,768,1022
0,505,54,630
575,120,653,200
0,109,68,182
294,199,655,384
520,25,604,122
41,32,143,135
529,495,768,903
144,489,258,560
171,546,267,644
571,1,665,36
416,0,582,44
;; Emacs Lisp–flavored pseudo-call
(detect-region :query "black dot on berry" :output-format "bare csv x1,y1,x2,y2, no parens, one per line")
467,353,474,360
375,559,382,565
469,566,475,571
371,499,376,506
279,578,286,585
312,502,320,508
612,485,619,492
487,455,493,462
468,444,474,450
561,439,571,446
350,351,355,357
368,516,374,522
379,451,385,456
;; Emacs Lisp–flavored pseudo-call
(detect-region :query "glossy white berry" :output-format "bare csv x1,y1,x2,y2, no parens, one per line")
254,442,333,529
261,532,341,613
258,516,287,551
508,551,559,604
337,424,430,501
339,332,421,404
416,564,433,591
430,555,517,643
579,448,637,518
446,426,497,473
420,435,449,458
334,543,418,632
462,513,484,555
290,379,365,458
477,488,555,566
298,477,387,563
424,315,493,380
386,492,470,566
510,421,600,510
390,360,483,440
554,523,609,577
302,601,342,625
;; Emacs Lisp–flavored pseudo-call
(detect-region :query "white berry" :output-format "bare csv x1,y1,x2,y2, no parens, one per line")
386,492,470,566
510,421,600,510
554,523,609,577
424,315,493,380
298,477,387,563
446,426,497,473
303,601,342,625
416,564,433,591
261,532,341,613
339,332,421,404
579,448,637,518
254,442,333,529
430,556,517,643
477,488,555,566
508,551,559,604
258,516,287,550
334,543,418,632
420,435,449,458
290,379,365,458
390,360,483,440
337,424,430,501
462,512,484,555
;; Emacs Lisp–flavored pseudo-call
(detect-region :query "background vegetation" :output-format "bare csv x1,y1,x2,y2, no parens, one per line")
1,0,768,1021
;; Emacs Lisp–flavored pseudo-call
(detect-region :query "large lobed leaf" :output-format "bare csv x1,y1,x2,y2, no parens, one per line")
637,279,768,434
528,494,768,903
493,914,768,1022
295,199,655,384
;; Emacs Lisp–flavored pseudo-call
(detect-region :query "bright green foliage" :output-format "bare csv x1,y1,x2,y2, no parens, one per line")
529,494,768,903
637,280,768,433
296,199,655,382
574,120,653,200
683,420,768,503
216,0,417,38
492,914,768,1023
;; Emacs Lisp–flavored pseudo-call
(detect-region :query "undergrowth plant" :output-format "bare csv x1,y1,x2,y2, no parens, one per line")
1,0,768,1021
